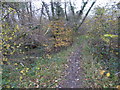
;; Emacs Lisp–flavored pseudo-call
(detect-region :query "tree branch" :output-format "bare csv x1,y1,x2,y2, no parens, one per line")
76,0,96,30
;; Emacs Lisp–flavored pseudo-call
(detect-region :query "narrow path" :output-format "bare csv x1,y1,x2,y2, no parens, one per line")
58,46,84,88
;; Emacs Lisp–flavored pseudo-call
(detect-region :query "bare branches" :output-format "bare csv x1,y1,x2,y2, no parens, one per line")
76,0,96,30
78,0,89,17
69,1,75,16
42,1,51,20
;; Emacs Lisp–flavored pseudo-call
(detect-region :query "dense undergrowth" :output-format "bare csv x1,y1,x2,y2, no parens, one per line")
2,44,76,88
78,34,119,88
2,20,74,88
78,6,119,88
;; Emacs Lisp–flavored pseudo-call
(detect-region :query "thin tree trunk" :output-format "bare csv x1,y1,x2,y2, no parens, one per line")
40,4,44,24
78,0,88,17
29,2,32,20
69,1,75,16
21,8,25,25
51,0,54,19
65,2,68,21
42,1,50,20
26,2,30,21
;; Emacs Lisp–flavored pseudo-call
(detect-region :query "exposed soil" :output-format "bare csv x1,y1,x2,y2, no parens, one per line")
58,46,84,88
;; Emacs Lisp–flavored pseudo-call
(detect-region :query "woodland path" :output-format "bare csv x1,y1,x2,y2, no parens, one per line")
58,45,84,88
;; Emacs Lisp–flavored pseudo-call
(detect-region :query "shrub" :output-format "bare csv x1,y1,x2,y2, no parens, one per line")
47,20,73,52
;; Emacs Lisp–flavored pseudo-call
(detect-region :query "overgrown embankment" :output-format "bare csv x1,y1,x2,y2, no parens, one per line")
78,34,119,88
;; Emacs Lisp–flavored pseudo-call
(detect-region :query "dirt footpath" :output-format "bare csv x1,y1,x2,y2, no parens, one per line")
58,46,84,88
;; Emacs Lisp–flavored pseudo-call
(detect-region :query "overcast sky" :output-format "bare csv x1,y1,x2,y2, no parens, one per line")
32,0,120,16
32,0,120,8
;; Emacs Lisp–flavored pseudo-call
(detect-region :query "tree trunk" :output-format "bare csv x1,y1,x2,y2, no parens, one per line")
65,2,68,21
